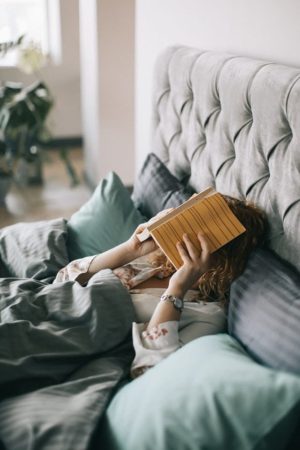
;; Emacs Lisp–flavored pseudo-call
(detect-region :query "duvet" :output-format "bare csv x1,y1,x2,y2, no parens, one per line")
0,218,135,450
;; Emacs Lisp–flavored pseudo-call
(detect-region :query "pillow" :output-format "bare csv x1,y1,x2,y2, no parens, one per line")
228,247,300,375
100,334,300,450
67,171,146,261
132,153,194,219
0,217,68,281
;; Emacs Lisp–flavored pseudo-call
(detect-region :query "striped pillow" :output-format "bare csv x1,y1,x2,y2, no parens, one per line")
228,248,300,375
132,153,194,219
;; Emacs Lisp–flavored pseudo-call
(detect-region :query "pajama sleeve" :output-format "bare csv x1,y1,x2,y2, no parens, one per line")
53,255,97,284
130,321,181,378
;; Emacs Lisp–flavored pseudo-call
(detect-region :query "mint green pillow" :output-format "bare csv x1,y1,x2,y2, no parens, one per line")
102,334,300,450
67,172,145,260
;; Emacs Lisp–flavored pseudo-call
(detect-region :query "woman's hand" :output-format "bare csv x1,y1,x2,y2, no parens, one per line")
167,233,213,298
128,209,173,259
129,222,158,257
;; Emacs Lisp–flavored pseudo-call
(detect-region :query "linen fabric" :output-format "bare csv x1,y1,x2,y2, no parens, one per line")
132,153,194,219
0,247,136,450
130,287,226,377
0,217,68,281
101,334,300,450
228,247,300,375
0,210,137,450
54,256,226,378
67,171,145,261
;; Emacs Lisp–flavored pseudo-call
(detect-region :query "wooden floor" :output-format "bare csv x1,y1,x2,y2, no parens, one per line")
0,148,92,228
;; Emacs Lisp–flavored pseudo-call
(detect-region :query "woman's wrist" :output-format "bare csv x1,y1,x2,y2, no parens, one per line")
164,283,187,299
125,238,141,260
119,240,139,265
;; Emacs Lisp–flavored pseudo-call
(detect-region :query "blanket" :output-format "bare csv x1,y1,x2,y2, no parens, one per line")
0,219,135,450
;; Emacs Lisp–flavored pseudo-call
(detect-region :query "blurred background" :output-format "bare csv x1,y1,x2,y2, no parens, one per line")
0,0,300,227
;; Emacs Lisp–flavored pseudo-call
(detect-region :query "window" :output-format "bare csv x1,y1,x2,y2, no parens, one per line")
0,0,61,66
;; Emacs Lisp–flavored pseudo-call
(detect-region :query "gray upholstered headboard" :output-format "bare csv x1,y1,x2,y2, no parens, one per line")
152,46,300,272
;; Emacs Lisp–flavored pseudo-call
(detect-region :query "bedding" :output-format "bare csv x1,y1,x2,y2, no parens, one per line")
132,152,194,218
0,219,136,450
228,247,300,374
1,44,300,450
101,334,300,450
0,217,68,281
67,171,145,261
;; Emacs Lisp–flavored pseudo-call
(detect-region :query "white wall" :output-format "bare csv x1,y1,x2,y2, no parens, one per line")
79,0,100,185
135,0,300,172
0,0,81,138
79,0,135,186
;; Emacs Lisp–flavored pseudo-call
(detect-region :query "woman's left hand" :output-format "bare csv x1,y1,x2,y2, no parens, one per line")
128,209,173,258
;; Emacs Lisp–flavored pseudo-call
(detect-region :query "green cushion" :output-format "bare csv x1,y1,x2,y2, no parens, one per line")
102,334,300,450
67,172,145,260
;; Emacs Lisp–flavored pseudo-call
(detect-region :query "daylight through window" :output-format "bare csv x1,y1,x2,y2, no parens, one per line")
0,0,49,66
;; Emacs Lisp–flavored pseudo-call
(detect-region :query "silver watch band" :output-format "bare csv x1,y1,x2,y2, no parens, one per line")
160,294,184,312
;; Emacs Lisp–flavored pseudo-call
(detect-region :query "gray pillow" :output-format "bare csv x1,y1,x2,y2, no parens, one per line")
228,248,300,375
0,218,69,282
132,153,194,219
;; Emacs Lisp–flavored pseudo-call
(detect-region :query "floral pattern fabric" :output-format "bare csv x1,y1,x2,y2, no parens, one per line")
54,256,226,378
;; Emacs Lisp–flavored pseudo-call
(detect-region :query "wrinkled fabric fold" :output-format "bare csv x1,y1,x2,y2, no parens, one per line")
0,270,135,389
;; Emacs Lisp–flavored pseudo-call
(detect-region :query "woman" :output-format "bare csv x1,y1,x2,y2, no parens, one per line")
55,195,267,378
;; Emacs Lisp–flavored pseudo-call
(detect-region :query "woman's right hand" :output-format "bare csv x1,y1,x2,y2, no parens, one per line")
166,233,213,298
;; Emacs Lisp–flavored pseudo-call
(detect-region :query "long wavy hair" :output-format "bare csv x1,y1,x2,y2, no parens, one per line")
148,195,268,304
197,195,268,304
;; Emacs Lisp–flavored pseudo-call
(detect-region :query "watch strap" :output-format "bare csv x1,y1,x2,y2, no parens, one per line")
160,294,184,312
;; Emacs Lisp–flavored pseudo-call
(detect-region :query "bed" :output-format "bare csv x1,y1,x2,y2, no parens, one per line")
0,46,300,450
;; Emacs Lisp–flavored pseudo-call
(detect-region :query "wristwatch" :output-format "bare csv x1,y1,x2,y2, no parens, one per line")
160,294,184,312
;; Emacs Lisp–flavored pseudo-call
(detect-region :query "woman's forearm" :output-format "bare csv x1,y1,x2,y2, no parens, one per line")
146,233,212,331
146,285,185,330
78,241,137,284
89,241,136,273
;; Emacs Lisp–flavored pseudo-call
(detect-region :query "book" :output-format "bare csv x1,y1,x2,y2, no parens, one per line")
137,187,246,269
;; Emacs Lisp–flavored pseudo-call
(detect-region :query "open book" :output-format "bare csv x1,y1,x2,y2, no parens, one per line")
137,187,246,269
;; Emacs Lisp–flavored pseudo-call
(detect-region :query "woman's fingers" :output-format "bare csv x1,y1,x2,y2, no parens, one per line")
197,233,210,257
182,233,200,261
135,223,147,234
176,240,190,264
179,233,211,265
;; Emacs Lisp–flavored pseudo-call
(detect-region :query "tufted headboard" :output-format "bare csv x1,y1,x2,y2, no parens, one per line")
151,46,300,272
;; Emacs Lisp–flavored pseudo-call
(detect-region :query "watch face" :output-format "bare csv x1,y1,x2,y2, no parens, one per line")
174,297,183,310
160,294,184,311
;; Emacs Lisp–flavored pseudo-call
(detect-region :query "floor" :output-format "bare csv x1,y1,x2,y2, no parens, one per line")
0,148,92,228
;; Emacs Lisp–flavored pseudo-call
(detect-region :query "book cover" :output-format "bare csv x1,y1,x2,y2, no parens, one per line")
137,187,246,269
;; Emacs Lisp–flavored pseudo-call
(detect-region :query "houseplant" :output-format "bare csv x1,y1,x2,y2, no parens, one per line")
0,79,53,185
0,37,54,188
0,37,79,205
0,138,12,205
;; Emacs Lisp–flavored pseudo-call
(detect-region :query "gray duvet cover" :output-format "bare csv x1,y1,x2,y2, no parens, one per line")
0,219,135,450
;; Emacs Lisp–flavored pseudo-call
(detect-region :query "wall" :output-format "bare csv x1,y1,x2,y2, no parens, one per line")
79,0,135,186
135,0,300,172
0,0,81,138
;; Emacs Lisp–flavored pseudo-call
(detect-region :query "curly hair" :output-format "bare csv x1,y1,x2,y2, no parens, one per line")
197,195,268,304
148,195,268,305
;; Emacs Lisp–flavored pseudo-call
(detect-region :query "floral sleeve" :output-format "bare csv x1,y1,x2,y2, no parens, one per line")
130,321,181,378
53,255,97,285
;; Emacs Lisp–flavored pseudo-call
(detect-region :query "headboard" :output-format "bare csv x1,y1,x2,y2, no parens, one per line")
152,46,300,272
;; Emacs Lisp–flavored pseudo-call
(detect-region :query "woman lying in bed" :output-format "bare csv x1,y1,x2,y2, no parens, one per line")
55,195,267,378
